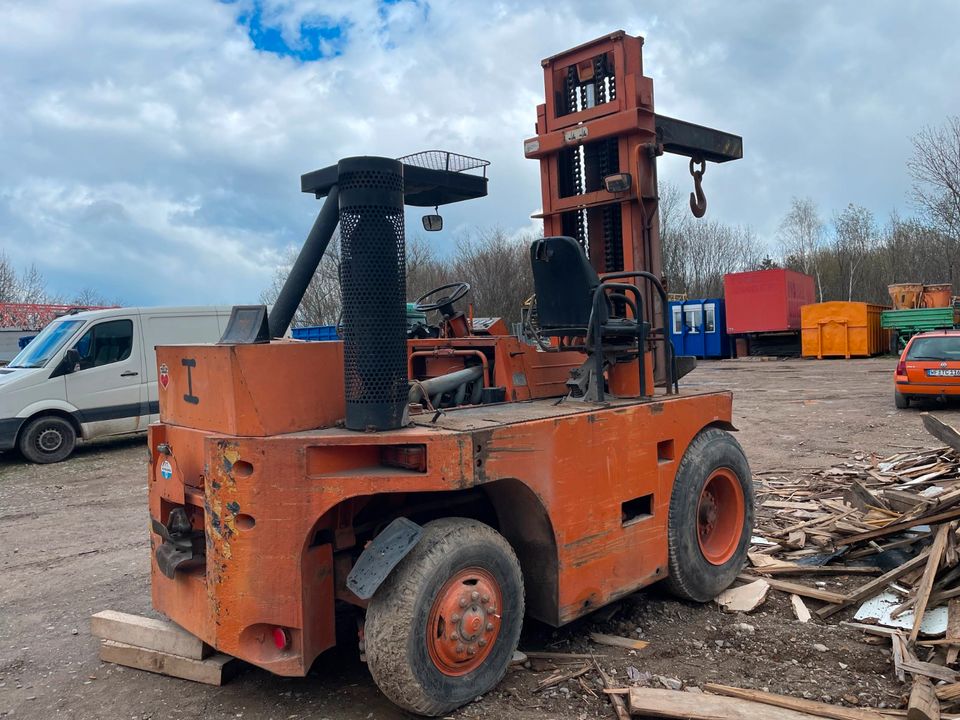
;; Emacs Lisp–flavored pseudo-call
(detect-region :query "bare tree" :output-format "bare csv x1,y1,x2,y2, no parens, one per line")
907,115,960,284
260,236,343,327
450,229,534,323
406,237,453,304
0,252,17,302
658,181,690,295
681,221,764,298
778,197,825,300
16,264,54,304
72,288,117,307
833,204,877,301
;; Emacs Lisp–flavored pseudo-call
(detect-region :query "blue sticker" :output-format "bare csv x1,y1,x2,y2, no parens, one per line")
160,460,173,479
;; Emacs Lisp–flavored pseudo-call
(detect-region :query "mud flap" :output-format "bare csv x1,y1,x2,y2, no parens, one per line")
347,517,423,600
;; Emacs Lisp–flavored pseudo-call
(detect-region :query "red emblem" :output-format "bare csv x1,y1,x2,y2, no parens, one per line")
159,363,169,389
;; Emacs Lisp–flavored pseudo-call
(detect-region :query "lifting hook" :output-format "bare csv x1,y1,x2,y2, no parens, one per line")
689,156,707,218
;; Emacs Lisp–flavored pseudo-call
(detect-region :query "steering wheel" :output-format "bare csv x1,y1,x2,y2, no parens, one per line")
414,282,471,314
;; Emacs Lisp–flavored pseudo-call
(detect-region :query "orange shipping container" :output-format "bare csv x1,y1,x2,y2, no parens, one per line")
801,302,890,359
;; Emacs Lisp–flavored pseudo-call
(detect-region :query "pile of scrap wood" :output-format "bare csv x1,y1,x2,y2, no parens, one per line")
719,413,960,720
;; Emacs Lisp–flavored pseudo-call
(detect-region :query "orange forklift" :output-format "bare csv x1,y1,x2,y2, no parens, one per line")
148,31,750,716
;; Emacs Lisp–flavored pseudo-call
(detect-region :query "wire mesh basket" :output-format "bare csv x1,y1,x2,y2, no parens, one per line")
397,150,490,177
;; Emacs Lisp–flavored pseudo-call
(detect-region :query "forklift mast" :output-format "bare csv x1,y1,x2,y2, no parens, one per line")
524,30,742,329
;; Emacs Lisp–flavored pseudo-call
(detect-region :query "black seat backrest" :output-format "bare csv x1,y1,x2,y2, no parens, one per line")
530,236,601,329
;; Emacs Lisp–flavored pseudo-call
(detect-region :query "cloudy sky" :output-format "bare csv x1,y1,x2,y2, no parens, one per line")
1,0,958,306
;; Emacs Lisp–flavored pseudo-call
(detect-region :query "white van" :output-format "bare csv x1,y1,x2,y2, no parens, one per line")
0,306,232,463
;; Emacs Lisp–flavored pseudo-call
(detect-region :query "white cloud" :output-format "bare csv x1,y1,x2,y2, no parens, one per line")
1,0,959,304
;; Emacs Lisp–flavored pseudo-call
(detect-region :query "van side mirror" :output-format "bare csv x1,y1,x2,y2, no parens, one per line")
422,214,443,232
51,348,81,378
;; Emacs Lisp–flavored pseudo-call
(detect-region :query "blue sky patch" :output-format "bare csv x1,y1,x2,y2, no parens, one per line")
234,1,346,61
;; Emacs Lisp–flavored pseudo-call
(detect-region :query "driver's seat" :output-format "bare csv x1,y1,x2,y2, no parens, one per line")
530,236,648,399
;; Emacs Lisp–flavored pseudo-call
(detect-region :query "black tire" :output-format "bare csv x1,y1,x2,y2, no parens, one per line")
895,391,910,409
18,415,77,464
666,428,753,602
365,518,524,716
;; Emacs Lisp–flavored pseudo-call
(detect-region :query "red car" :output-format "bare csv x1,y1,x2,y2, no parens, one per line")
895,330,960,408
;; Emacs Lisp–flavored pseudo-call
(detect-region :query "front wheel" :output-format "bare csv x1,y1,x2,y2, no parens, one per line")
666,428,753,602
364,518,524,716
19,415,77,464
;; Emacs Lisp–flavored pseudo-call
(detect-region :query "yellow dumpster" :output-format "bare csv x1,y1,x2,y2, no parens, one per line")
801,302,890,358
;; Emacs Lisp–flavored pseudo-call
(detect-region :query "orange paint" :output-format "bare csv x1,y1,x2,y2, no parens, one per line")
149,335,733,675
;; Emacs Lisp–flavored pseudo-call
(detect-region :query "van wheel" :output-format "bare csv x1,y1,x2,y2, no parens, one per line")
364,518,524,716
895,391,910,409
666,428,753,602
19,416,77,464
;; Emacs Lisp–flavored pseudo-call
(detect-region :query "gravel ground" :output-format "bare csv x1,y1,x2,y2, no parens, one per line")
1,356,958,719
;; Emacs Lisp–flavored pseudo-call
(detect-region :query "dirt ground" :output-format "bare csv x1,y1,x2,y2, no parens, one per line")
2,356,959,720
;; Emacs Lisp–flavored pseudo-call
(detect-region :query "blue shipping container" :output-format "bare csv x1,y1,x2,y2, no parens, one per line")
668,298,730,359
292,325,339,341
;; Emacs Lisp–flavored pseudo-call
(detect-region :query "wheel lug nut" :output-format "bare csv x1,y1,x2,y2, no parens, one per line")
450,632,459,641
451,613,460,622
459,597,468,608
481,595,489,604
471,591,480,601
478,639,487,648
485,622,494,631
467,646,477,656
456,644,464,654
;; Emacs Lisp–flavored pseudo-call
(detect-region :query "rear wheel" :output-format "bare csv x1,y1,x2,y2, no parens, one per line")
895,391,910,409
19,415,77,464
666,428,753,602
365,518,524,716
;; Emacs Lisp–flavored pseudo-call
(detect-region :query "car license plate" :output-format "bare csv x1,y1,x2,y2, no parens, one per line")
927,369,960,377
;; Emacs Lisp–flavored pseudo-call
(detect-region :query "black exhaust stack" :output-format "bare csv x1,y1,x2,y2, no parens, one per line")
337,157,409,431
278,151,489,432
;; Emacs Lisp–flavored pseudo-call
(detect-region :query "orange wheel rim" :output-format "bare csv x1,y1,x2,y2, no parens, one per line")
697,468,745,565
426,567,502,676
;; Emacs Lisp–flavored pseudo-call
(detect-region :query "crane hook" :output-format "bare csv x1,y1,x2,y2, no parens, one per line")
689,156,707,218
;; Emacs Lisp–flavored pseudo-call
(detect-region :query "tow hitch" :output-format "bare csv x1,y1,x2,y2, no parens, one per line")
151,507,204,579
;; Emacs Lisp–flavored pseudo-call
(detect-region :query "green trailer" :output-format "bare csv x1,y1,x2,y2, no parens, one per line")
881,307,959,352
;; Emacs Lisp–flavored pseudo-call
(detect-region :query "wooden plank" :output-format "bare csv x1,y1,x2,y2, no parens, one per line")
594,658,629,720
628,687,828,719
908,676,940,720
841,507,960,546
923,414,960,454
90,610,209,660
715,579,770,613
911,524,952,643
947,600,960,665
523,650,606,661
817,550,932,620
791,594,812,623
704,683,888,720
739,574,848,604
850,481,892,512
935,682,960,701
589,633,649,651
534,664,590,692
754,566,881,576
99,640,236,686
892,631,907,682
763,500,822,511
900,659,959,684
